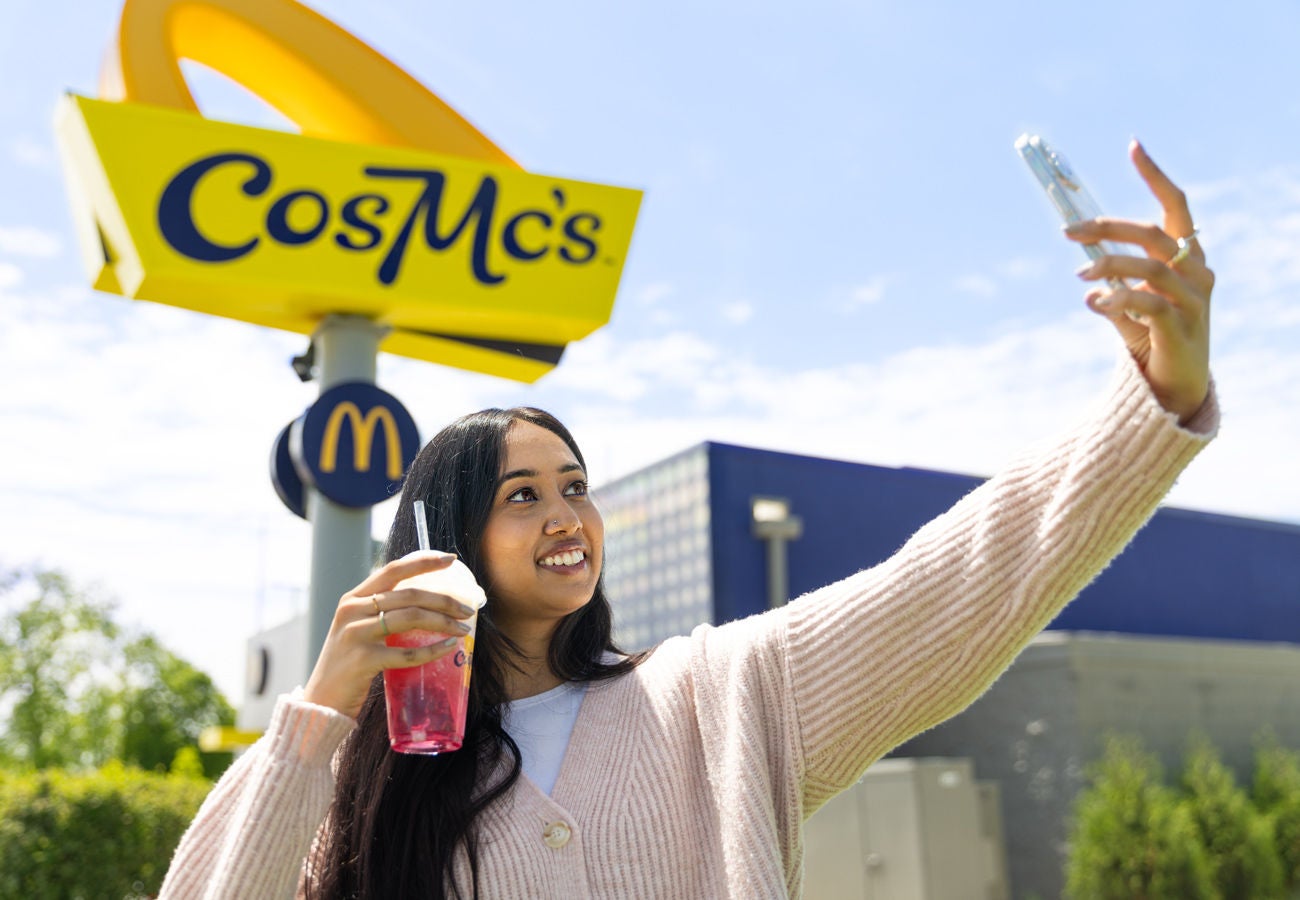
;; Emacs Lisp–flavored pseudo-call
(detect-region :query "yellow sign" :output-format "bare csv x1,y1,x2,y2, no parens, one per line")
199,725,263,752
55,0,643,383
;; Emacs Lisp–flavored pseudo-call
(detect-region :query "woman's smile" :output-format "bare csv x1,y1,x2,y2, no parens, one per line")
538,544,589,570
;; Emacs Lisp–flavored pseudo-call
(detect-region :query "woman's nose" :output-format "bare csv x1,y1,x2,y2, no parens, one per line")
544,505,581,534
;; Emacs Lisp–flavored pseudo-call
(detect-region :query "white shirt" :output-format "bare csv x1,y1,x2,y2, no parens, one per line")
502,681,587,795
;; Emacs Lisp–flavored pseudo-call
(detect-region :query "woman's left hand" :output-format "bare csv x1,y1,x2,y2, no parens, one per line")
1065,140,1212,425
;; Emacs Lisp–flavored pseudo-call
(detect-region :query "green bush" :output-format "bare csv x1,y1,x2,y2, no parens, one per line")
1254,737,1300,892
1067,733,1300,900
0,761,211,899
1066,735,1216,900
1180,737,1285,899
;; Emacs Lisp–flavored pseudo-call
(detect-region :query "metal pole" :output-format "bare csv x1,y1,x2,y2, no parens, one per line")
306,314,388,678
751,497,803,610
765,537,789,610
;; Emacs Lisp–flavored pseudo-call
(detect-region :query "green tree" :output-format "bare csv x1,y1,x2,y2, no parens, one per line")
1066,734,1216,900
1180,736,1285,900
120,634,235,778
0,569,121,770
0,565,234,776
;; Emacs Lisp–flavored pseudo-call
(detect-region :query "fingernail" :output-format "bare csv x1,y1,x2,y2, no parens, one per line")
454,619,473,633
456,601,477,617
1063,222,1087,235
1075,262,1097,279
439,636,459,648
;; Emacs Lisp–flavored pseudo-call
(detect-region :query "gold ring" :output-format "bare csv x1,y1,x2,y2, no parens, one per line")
379,609,389,637
370,594,382,615
1169,229,1200,268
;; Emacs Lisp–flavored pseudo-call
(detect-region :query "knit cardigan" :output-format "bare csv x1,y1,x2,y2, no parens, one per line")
159,359,1218,899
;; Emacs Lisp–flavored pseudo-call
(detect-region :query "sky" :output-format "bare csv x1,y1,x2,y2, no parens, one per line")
2,0,1298,702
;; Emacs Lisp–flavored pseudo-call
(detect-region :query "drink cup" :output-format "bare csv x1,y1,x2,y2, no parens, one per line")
383,555,486,754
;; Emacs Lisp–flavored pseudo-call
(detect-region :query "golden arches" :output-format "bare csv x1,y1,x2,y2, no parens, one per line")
101,0,519,166
319,402,404,479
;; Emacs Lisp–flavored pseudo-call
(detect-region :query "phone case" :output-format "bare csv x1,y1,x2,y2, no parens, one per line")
1015,134,1124,266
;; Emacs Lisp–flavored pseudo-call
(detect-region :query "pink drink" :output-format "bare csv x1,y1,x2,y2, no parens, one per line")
381,556,484,755
384,628,475,753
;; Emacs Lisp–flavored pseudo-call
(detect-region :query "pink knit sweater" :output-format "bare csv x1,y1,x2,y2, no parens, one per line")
160,360,1217,899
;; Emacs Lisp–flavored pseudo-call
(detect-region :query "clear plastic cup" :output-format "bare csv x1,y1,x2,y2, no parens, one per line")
383,555,485,754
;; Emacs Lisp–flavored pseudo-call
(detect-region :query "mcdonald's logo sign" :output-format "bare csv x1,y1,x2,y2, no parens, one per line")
320,403,404,479
289,381,420,509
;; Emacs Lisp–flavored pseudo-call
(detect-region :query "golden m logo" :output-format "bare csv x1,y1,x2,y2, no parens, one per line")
319,402,403,479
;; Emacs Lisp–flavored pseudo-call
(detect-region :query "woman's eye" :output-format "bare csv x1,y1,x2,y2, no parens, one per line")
506,487,537,503
564,480,589,497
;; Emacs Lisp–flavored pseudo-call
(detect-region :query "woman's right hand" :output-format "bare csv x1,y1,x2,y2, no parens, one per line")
303,551,479,720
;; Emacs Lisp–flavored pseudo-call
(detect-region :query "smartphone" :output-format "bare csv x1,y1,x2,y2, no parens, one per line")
1015,133,1125,287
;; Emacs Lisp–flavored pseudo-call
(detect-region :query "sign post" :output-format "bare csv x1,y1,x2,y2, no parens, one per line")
306,314,386,667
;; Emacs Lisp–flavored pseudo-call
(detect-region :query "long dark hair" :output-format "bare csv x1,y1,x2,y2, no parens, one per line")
305,407,643,900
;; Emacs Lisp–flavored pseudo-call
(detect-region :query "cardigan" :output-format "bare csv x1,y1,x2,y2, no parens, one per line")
158,358,1218,899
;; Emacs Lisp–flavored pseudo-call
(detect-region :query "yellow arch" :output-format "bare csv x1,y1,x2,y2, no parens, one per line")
320,402,404,479
100,0,519,167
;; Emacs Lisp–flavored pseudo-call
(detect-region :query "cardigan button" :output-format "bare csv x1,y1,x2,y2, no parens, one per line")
542,821,572,849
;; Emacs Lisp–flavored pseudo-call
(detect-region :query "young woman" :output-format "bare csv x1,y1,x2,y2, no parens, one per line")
159,142,1217,899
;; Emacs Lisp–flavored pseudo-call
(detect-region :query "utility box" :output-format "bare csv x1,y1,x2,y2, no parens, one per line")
803,758,1009,900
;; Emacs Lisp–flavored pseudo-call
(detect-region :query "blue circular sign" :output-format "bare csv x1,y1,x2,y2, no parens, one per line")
270,421,307,519
290,381,420,508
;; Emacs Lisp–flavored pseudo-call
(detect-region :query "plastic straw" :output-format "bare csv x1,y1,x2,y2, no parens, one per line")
413,500,431,551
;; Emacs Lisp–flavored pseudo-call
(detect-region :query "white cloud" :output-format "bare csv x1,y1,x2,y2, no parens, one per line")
535,310,1121,484
852,278,886,305
1167,345,1300,522
1189,166,1300,320
835,275,888,313
536,294,1297,528
636,282,674,305
0,262,21,289
953,273,999,298
542,329,722,405
721,300,754,324
0,289,322,698
998,257,1049,280
7,135,53,170
0,226,60,259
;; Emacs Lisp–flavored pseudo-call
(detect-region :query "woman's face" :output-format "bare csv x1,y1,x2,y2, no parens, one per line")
480,420,603,635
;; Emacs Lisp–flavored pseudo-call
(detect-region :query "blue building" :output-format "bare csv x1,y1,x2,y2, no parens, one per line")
599,439,1300,649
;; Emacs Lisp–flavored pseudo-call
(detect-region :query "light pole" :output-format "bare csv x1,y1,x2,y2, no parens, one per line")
751,496,803,609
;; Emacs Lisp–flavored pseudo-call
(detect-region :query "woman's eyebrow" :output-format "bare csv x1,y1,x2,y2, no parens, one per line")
498,463,583,483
